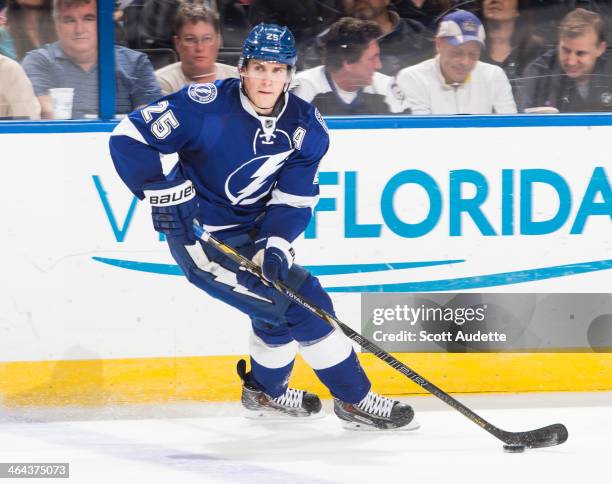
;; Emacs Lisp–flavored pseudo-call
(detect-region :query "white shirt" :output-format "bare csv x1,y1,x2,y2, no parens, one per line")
155,61,239,95
0,54,40,119
333,82,359,104
394,56,517,115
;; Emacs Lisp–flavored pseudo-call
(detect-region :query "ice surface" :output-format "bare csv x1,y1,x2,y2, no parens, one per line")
0,392,610,484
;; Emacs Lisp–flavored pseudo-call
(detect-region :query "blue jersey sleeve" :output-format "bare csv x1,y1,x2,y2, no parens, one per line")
258,108,330,243
109,85,203,199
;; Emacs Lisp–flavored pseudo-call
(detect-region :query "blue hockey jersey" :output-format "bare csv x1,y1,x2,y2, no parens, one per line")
109,78,330,243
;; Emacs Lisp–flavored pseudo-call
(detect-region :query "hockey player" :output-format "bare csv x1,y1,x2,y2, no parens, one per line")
109,23,415,430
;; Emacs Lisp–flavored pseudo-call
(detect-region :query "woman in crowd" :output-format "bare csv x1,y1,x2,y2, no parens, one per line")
479,0,545,82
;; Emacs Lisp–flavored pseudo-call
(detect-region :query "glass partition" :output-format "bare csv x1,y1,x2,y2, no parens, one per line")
4,0,612,121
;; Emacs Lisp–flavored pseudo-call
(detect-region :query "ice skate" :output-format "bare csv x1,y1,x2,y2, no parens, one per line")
237,359,323,419
334,390,419,430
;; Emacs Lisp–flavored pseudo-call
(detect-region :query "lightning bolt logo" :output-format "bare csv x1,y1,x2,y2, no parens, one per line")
185,244,271,302
225,150,294,205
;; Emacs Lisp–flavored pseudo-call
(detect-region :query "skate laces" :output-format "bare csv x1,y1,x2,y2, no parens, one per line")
357,391,395,418
273,388,304,408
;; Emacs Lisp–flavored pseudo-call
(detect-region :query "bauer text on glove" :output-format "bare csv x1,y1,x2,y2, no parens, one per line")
143,179,198,245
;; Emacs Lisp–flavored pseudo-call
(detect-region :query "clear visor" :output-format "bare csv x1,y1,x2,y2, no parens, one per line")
241,60,293,83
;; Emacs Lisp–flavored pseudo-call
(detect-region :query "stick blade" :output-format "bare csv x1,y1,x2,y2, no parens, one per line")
504,423,568,449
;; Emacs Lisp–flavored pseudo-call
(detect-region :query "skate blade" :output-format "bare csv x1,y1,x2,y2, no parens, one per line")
243,409,326,421
341,419,421,431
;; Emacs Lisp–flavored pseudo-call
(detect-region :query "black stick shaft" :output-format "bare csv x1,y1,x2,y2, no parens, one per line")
194,225,565,446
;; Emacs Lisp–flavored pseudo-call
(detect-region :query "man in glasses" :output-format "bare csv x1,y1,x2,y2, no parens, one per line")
155,3,238,95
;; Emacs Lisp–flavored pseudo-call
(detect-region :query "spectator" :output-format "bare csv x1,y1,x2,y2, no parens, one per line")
0,0,17,59
394,9,517,113
342,0,433,74
292,17,406,114
22,0,162,119
480,0,546,82
0,52,40,118
518,8,612,112
155,3,238,95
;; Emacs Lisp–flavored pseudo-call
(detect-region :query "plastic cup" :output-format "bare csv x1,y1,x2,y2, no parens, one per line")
49,88,75,120
524,106,560,114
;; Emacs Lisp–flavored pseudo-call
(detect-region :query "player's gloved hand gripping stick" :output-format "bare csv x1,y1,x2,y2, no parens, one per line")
236,237,295,295
193,223,568,452
253,236,295,283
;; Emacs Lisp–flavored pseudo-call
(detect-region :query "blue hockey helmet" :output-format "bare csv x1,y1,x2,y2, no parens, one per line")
239,23,297,70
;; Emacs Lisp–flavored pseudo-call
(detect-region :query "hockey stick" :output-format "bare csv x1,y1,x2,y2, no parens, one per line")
193,224,568,451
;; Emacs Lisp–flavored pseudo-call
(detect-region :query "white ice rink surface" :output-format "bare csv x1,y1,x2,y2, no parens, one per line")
1,391,610,484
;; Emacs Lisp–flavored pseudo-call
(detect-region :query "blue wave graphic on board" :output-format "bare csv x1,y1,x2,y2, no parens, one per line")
91,257,612,291
91,257,463,276
325,259,612,292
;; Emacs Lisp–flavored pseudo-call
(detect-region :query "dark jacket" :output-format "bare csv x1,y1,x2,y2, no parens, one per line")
480,34,546,82
518,49,612,112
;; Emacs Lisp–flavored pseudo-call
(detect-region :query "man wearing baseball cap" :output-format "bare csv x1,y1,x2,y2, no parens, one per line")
393,10,517,114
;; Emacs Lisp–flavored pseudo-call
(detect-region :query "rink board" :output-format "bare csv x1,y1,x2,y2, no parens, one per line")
1,353,612,406
0,124,611,405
